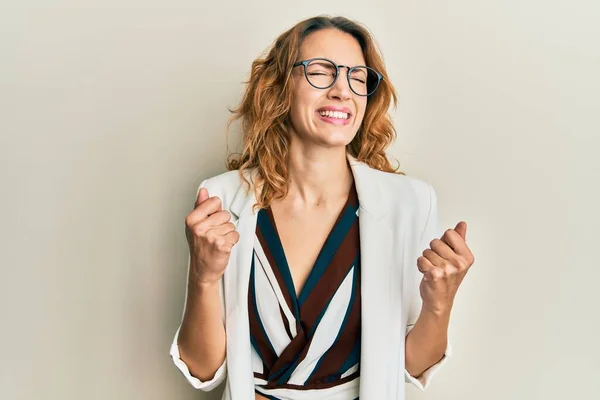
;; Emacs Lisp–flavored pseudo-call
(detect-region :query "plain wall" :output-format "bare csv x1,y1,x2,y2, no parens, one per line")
1,1,599,399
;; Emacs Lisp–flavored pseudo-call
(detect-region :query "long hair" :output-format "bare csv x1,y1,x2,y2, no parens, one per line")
226,15,403,211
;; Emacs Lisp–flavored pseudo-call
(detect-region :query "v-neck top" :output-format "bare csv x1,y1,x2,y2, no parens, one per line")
248,182,361,400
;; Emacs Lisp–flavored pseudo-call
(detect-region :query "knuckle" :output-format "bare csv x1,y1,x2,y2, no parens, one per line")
192,225,205,238
431,269,445,280
205,230,217,243
445,266,457,276
458,258,469,270
214,237,226,248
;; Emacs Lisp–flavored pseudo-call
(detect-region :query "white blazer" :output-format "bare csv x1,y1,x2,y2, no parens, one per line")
170,153,452,400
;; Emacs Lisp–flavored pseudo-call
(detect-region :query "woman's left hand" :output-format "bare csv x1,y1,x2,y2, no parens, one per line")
417,221,475,315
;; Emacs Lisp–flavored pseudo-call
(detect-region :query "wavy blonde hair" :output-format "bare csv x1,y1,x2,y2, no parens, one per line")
226,15,403,210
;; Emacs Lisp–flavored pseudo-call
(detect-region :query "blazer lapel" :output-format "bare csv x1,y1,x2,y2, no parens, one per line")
223,171,258,400
348,154,395,398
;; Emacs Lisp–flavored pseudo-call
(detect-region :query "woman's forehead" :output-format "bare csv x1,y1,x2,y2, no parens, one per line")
299,29,366,66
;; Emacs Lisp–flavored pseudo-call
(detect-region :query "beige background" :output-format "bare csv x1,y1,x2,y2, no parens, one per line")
1,1,599,399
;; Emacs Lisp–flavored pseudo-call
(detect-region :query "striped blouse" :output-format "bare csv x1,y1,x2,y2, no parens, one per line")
248,182,361,400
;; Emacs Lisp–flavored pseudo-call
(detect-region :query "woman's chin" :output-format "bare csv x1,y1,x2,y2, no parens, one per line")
292,128,357,148
324,132,357,147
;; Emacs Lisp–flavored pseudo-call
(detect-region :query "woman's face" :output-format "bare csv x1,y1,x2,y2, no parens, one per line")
288,29,368,149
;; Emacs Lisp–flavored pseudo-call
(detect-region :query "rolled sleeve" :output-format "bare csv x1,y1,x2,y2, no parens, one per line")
170,326,227,391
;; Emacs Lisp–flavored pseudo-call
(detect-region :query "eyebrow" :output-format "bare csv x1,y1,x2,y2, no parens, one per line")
302,57,368,67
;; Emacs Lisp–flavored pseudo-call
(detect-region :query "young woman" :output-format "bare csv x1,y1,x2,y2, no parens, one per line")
170,15,474,400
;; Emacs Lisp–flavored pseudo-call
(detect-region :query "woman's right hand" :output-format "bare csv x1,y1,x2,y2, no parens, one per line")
185,187,240,285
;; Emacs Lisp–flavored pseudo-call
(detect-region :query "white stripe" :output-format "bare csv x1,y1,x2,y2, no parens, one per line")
254,251,294,356
254,376,268,386
255,376,359,400
251,346,264,374
340,362,359,379
254,236,297,337
287,267,355,385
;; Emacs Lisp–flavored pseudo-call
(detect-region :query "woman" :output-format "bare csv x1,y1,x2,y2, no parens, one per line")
170,15,474,400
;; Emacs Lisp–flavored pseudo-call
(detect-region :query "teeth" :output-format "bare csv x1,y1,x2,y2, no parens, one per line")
319,110,349,119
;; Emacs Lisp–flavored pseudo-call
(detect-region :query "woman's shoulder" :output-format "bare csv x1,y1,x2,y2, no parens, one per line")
368,166,435,202
364,167,438,235
201,169,246,190
196,168,254,210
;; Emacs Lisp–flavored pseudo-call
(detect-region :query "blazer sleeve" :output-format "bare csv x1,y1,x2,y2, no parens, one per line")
404,183,453,391
169,179,227,391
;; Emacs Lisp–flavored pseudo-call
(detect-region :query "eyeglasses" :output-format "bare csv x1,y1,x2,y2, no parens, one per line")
293,57,383,97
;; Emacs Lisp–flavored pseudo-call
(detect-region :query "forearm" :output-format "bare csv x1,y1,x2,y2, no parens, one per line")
405,307,450,378
177,277,226,381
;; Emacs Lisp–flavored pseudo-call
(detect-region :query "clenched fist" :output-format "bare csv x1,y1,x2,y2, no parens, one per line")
417,221,475,315
185,187,240,285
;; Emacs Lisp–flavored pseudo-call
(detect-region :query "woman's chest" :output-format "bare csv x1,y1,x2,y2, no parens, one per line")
271,209,345,298
265,186,359,299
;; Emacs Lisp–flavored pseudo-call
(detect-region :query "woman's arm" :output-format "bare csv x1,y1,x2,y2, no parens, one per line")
177,278,227,381
404,307,450,378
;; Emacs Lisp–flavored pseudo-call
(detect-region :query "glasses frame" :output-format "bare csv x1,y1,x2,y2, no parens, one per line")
292,57,383,97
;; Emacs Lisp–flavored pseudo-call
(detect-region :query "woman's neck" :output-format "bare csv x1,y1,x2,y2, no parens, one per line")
283,145,354,208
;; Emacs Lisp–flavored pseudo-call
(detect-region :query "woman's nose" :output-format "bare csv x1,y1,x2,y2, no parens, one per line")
328,70,353,100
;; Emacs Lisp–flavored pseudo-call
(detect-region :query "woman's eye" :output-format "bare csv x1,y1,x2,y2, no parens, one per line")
351,77,366,84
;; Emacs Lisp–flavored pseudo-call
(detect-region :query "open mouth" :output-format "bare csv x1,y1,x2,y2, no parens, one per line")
317,110,351,120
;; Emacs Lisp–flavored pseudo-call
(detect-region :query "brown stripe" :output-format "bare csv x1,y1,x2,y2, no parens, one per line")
280,305,293,340
254,372,268,380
